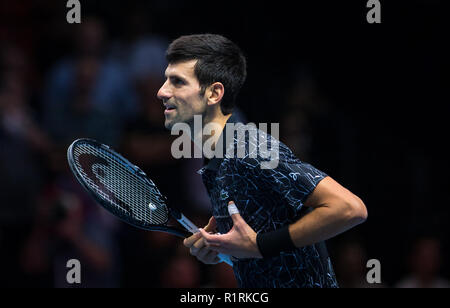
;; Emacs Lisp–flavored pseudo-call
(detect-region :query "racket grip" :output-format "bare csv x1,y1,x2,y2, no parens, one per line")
217,253,234,267
177,213,234,267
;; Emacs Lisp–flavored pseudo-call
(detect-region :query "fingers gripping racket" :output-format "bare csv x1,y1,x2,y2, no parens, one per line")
67,138,232,266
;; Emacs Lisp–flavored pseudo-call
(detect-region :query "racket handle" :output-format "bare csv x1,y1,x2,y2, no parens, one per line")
177,213,234,267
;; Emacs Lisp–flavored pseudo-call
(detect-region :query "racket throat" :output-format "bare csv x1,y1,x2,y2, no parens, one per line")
170,208,199,234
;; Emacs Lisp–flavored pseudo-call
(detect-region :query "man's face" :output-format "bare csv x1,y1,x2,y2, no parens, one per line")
157,60,207,129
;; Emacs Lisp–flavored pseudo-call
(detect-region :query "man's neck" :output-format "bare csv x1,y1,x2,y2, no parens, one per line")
191,112,231,155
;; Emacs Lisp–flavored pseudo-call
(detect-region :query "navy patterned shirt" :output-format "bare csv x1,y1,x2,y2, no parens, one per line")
198,116,338,288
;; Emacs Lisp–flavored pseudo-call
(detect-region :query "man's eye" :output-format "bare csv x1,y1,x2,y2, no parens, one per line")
171,77,184,86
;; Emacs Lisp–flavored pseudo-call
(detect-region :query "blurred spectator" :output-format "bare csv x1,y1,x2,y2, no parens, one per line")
109,6,168,82
42,16,137,147
0,44,52,287
0,1,37,56
0,44,51,154
160,254,201,288
202,262,238,288
334,240,385,288
395,236,450,288
282,68,358,183
20,164,121,288
282,72,327,161
0,82,48,223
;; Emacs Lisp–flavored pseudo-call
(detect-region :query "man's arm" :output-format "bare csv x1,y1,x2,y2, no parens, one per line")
199,176,367,259
288,176,367,248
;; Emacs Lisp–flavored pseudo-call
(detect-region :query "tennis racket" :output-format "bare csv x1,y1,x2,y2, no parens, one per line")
67,138,233,266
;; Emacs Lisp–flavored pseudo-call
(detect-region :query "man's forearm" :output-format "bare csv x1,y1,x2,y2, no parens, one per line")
288,202,366,248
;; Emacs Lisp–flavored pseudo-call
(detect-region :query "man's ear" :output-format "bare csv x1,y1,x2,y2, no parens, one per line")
206,82,225,106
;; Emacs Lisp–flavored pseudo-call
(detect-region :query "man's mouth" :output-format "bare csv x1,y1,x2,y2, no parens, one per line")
164,104,177,114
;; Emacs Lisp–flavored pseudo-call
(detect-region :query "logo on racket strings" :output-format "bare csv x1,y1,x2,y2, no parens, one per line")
148,202,157,210
77,153,133,216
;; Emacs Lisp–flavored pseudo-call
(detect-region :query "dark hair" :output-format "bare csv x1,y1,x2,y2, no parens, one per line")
166,34,247,115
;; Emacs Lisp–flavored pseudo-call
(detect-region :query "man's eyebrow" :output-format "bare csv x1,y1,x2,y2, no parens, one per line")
168,74,188,84
165,72,186,80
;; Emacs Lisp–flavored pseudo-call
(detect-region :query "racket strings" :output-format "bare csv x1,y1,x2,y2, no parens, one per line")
72,143,168,225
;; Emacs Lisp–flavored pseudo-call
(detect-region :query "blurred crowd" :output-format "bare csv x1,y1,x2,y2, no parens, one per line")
0,3,242,287
1,1,448,288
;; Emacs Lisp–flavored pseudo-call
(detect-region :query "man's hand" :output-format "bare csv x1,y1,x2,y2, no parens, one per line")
183,216,221,264
199,201,262,259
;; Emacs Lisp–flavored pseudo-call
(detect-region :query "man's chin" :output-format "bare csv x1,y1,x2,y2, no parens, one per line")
164,116,194,130
164,117,180,130
164,120,173,130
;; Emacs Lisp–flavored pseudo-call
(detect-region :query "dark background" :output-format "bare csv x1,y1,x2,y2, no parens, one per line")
0,0,448,288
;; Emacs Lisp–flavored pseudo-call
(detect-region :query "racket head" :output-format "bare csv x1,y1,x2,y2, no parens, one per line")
67,138,190,238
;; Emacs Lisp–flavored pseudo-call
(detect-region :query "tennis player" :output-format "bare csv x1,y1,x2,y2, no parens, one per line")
157,34,367,288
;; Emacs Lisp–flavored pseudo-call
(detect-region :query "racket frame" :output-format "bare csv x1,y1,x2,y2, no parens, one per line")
67,138,190,238
67,138,233,266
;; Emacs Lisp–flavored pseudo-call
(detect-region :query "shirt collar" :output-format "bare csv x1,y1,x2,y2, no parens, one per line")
199,114,242,173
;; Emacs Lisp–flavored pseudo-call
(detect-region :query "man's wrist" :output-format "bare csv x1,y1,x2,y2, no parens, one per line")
256,225,296,258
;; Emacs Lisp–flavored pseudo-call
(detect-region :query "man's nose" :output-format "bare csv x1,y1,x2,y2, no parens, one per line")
157,80,171,101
